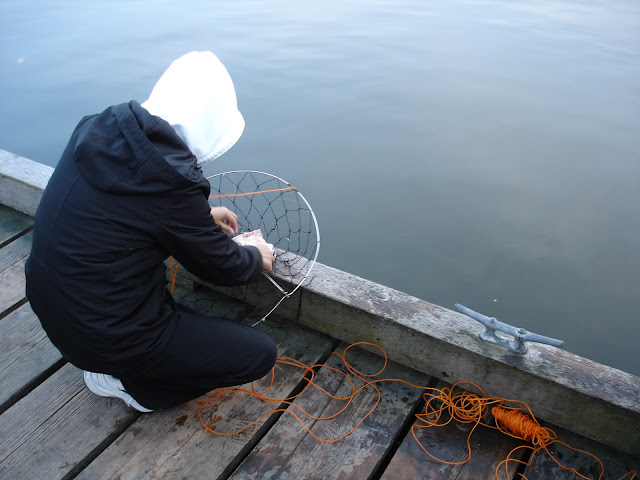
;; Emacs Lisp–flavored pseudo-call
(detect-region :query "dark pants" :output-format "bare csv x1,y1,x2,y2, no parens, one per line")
120,305,277,410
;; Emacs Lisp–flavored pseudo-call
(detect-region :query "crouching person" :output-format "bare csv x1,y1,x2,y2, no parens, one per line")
25,51,277,412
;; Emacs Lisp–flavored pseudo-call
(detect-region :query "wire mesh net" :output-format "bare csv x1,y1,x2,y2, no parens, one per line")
207,170,320,322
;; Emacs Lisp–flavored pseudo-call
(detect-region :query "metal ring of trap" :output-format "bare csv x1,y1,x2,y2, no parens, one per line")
206,170,320,324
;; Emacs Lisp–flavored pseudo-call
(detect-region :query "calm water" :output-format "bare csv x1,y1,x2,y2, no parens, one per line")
1,1,639,375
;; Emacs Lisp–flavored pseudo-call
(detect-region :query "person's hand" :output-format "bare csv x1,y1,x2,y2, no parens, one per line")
210,207,238,235
255,242,274,273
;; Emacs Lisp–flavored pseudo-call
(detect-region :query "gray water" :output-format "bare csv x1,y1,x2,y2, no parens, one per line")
2,1,639,375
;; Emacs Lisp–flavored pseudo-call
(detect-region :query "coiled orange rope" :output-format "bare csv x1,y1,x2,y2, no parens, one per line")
413,381,636,479
185,342,636,480
492,407,552,445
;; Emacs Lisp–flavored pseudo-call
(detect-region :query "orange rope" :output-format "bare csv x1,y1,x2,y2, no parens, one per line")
209,186,295,199
168,256,179,294
492,407,554,446
185,342,636,480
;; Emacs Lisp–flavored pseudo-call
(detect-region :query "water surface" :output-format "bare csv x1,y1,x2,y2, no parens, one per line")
1,0,639,374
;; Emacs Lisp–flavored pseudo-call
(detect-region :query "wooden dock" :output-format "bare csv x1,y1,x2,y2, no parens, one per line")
1,203,639,479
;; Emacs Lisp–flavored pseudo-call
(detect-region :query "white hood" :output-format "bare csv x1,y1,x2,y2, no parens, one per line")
142,51,245,164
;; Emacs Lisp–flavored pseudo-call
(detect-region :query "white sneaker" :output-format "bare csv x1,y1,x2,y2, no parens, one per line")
83,371,153,413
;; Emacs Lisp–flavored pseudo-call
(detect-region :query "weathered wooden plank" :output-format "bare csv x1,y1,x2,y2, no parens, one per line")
380,381,527,480
0,230,31,272
76,317,335,480
0,205,32,247
175,261,640,457
0,363,139,480
522,424,640,480
0,223,31,319
0,254,28,316
229,343,432,480
0,230,31,318
0,302,62,411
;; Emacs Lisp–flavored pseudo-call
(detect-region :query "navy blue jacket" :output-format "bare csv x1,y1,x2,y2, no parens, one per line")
25,101,262,377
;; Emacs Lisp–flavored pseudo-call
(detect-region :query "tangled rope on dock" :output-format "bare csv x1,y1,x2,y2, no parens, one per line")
186,342,637,480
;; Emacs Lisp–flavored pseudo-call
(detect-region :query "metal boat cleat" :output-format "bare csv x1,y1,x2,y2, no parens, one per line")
455,303,565,354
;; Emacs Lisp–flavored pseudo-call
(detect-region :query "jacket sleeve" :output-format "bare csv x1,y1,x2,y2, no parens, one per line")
152,187,263,286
